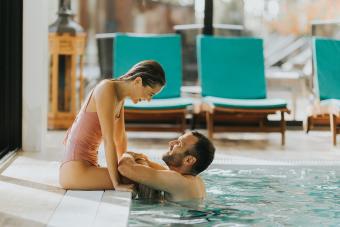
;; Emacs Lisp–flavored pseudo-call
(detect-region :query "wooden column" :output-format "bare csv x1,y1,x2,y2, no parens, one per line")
48,33,86,129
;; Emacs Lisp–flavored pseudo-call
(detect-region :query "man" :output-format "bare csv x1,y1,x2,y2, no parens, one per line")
118,131,215,201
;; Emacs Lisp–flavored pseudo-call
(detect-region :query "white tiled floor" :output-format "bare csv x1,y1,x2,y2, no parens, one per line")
0,129,339,227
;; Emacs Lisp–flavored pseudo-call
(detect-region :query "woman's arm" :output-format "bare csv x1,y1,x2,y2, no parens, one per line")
114,105,127,158
94,82,131,191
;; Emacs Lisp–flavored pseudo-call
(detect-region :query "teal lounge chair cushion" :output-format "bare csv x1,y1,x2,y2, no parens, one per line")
114,33,182,99
320,99,340,108
124,97,193,110
204,96,287,109
197,35,267,99
313,38,340,100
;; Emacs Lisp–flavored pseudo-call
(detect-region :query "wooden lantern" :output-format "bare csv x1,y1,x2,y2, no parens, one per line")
48,0,86,129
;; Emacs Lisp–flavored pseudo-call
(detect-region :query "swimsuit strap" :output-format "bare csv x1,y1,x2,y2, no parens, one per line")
63,88,95,145
83,88,95,113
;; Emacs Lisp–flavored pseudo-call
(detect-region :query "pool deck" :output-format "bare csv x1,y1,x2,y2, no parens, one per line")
0,130,339,226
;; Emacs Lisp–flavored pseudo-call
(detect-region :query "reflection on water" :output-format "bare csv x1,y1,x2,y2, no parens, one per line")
130,200,253,226
129,166,340,226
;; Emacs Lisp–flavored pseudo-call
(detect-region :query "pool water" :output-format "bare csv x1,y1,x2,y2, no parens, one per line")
128,166,340,226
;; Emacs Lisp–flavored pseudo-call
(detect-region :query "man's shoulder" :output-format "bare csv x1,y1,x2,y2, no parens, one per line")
182,174,204,184
158,170,191,184
196,175,205,186
170,175,206,201
184,175,205,190
159,169,183,177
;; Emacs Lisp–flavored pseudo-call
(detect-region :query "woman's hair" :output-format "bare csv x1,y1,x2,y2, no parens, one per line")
119,60,166,88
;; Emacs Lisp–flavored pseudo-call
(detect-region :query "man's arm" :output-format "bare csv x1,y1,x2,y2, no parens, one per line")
125,151,167,170
146,159,168,170
118,153,186,193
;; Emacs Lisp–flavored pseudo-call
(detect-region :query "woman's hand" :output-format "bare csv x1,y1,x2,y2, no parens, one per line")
135,154,149,162
126,151,149,161
114,183,134,192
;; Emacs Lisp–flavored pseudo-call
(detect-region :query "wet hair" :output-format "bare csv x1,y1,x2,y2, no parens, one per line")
121,157,163,201
185,131,215,176
119,60,166,88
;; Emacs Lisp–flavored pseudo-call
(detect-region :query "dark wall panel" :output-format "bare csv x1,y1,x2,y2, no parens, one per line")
0,0,23,158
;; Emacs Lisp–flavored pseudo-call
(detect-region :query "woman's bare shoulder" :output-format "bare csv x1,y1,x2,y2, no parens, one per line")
92,80,116,105
96,79,113,90
94,80,114,96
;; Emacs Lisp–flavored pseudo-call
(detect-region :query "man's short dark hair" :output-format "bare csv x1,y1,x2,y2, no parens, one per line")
185,131,215,175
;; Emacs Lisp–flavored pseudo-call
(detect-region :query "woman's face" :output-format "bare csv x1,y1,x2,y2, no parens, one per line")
131,77,163,104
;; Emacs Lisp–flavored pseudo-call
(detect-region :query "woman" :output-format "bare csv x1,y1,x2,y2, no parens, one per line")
59,60,166,191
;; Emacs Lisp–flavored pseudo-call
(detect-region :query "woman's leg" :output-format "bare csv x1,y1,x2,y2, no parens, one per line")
59,160,114,190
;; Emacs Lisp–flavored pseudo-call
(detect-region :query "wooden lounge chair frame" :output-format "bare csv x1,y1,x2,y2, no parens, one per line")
204,105,290,145
306,113,340,146
124,109,187,133
197,35,291,145
306,38,340,145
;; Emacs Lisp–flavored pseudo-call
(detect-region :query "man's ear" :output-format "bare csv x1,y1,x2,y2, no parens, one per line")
183,155,196,167
134,76,142,86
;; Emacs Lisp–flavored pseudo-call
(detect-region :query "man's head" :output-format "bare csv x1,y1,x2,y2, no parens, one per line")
162,131,215,176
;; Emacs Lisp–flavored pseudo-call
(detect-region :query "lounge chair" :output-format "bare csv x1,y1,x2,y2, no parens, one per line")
306,38,340,145
197,35,290,145
113,33,192,133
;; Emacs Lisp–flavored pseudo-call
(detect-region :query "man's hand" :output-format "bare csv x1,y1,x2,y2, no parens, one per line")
122,151,166,171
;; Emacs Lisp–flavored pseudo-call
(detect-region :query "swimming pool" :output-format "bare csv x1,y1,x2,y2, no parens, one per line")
128,165,340,226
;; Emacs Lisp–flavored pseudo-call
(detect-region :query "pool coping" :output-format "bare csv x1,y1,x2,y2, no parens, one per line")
211,160,340,167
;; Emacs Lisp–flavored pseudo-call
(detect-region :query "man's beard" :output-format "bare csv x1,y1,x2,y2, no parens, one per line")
162,151,183,167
